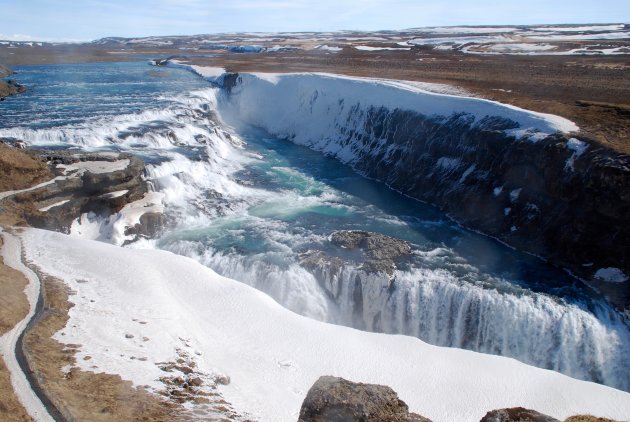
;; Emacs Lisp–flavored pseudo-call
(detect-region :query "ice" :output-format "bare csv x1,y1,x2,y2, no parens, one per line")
595,268,629,283
565,138,588,171
20,228,630,422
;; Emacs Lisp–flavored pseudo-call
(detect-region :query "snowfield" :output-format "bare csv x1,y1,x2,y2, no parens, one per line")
19,228,630,421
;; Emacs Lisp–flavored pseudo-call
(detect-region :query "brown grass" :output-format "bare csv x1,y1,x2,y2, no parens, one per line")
0,144,51,192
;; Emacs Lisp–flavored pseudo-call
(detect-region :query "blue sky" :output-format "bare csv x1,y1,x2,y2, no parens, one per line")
1,0,629,41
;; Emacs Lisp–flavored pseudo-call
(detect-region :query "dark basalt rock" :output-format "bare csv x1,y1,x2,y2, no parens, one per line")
480,407,559,422
298,376,431,422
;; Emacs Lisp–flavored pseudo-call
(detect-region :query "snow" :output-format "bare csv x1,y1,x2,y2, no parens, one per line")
70,191,164,245
38,199,70,212
99,189,128,199
0,177,63,200
62,159,130,174
19,228,630,422
0,229,55,421
529,25,625,32
485,43,557,52
529,32,630,41
411,26,519,34
565,138,588,171
220,72,578,150
190,65,226,79
407,35,512,46
594,268,629,283
314,44,342,52
567,138,588,155
354,46,411,51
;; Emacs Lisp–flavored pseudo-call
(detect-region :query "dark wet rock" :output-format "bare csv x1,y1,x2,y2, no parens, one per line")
331,230,411,275
298,376,431,422
480,407,559,422
125,212,167,239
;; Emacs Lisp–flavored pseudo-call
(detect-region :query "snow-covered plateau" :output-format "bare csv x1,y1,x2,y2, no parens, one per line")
17,228,630,421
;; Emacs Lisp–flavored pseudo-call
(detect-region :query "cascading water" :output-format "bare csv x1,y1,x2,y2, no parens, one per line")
2,61,629,392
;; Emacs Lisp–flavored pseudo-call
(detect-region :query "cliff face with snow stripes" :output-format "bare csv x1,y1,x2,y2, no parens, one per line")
219,72,630,310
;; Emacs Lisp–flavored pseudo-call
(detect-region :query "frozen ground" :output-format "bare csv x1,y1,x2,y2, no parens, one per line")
18,228,630,421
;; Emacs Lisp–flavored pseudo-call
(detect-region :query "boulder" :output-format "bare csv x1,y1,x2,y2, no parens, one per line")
298,376,431,422
331,230,411,275
480,407,559,422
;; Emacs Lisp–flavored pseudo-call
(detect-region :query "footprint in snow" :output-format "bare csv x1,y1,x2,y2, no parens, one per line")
276,359,299,372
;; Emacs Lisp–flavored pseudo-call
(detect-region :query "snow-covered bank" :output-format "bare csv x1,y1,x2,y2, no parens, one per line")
0,228,54,422
20,228,630,422
220,72,578,139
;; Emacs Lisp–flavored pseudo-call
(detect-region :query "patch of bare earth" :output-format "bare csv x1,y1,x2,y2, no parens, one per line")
0,236,32,421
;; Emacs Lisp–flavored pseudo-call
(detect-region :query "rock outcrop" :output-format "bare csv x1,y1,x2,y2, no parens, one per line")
0,80,26,100
480,407,559,422
0,145,162,239
330,230,411,275
0,64,26,100
299,230,412,278
298,376,431,422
